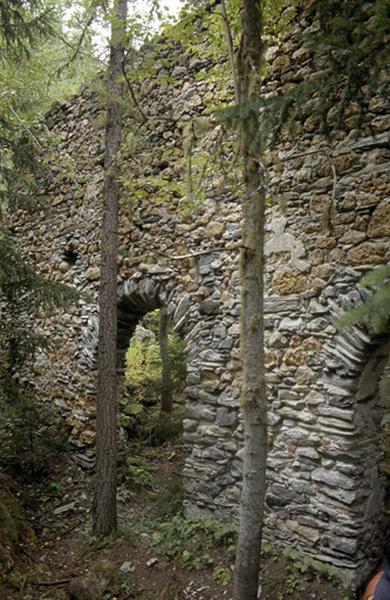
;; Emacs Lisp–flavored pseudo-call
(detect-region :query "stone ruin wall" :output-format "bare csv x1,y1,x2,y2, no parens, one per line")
8,14,390,588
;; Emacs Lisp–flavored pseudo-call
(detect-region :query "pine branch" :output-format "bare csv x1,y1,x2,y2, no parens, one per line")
51,11,96,80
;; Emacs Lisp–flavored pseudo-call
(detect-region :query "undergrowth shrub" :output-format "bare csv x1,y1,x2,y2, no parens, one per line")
0,477,35,589
126,455,155,488
151,476,183,518
0,384,66,479
119,403,184,445
150,515,236,570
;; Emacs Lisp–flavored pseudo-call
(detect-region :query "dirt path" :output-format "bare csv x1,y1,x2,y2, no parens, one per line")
0,439,348,599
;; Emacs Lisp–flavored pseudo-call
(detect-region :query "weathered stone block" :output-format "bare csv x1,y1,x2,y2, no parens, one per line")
85,266,100,281
312,468,357,490
272,267,308,295
367,199,390,238
347,241,387,266
205,221,225,239
284,347,306,367
199,299,221,315
216,407,237,427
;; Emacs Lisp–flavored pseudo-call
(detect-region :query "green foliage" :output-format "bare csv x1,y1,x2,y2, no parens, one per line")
166,1,300,201
212,0,389,152
121,173,184,208
0,230,77,480
125,338,162,404
0,0,101,216
0,0,91,482
6,569,22,590
213,564,234,585
337,264,390,335
282,547,339,583
0,0,54,61
0,232,77,308
126,456,155,488
257,542,346,598
120,399,184,445
149,411,183,444
124,310,186,408
121,312,186,446
151,476,183,518
150,515,236,570
307,0,389,131
0,385,67,478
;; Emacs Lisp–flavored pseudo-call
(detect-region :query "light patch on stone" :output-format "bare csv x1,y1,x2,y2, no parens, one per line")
265,214,309,271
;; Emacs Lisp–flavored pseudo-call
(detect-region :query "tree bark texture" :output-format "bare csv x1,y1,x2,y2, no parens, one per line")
234,1,267,599
92,0,127,536
159,306,173,413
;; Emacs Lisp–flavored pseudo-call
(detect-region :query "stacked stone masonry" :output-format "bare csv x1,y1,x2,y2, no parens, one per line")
8,13,390,589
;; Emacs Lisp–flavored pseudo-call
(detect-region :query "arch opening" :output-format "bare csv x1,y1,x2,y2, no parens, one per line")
337,334,390,588
115,279,189,516
120,308,186,439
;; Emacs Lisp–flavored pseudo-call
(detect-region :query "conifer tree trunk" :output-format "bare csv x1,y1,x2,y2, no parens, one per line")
234,1,266,599
159,306,173,413
92,0,127,536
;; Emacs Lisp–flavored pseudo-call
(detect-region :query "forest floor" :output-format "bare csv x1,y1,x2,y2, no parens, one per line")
0,432,352,600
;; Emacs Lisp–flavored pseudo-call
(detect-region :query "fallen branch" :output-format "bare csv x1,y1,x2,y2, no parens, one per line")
20,546,35,563
60,519,84,538
156,248,225,261
34,578,71,587
20,574,28,595
274,147,329,163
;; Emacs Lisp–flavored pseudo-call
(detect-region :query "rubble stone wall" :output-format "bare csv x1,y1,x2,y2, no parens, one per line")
9,15,390,588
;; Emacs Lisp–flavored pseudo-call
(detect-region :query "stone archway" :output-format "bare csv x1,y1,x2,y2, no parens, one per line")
117,278,163,368
73,273,243,516
116,275,242,521
311,292,390,586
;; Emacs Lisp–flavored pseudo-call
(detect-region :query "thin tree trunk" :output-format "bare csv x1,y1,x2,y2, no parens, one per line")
234,1,267,599
159,306,173,413
92,0,127,536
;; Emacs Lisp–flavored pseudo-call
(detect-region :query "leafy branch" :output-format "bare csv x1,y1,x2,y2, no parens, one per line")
337,265,390,335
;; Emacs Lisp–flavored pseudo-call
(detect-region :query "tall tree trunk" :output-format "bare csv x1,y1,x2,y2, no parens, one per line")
92,0,127,536
234,1,266,599
159,306,173,413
